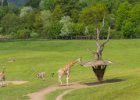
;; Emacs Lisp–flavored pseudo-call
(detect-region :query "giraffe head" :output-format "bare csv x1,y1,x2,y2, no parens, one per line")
76,57,81,63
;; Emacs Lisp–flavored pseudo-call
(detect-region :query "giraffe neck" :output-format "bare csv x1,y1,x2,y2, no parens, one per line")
2,68,5,73
69,60,78,68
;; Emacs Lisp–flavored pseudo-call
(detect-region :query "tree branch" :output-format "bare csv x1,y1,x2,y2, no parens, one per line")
100,15,105,32
96,15,105,47
87,49,96,54
95,17,100,47
102,26,111,46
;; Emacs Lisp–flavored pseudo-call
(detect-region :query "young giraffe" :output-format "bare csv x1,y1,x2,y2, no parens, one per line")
58,58,81,86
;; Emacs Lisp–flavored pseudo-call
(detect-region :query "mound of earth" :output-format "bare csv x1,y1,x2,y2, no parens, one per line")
1,81,28,85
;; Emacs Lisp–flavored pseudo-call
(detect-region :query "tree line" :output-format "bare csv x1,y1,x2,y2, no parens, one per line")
0,0,139,39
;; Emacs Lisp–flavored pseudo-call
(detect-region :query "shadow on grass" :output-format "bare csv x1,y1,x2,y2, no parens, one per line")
84,79,124,86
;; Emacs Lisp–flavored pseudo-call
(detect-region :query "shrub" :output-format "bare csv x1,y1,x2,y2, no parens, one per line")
12,29,30,39
70,23,85,36
109,30,123,39
43,21,62,38
30,32,39,38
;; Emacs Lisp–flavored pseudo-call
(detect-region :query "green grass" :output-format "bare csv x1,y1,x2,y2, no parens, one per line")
46,89,67,100
0,39,140,100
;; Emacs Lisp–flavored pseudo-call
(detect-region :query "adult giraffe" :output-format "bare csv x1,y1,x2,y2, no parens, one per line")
58,58,81,86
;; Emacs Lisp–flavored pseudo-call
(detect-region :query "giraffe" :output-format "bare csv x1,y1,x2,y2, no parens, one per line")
58,58,81,86
0,67,5,86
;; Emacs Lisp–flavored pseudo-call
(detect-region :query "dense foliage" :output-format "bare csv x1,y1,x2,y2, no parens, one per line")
0,0,139,39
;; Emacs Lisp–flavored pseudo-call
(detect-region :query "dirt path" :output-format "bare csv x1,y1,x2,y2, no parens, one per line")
56,89,75,100
55,82,105,100
28,79,122,100
28,83,83,100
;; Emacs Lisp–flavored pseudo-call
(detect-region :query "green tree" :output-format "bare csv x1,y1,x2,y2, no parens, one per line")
52,5,63,21
0,5,19,20
26,0,41,8
33,10,54,38
46,21,62,38
33,12,43,34
14,29,30,39
40,10,52,27
41,10,52,37
122,21,133,38
19,12,35,31
59,16,72,36
55,0,82,22
20,6,33,17
42,0,55,10
99,0,122,13
79,4,107,25
81,0,97,7
122,4,140,38
0,6,8,20
70,23,85,36
1,13,19,35
116,1,132,30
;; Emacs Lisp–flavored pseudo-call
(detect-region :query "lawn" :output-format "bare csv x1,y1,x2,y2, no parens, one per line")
0,39,140,100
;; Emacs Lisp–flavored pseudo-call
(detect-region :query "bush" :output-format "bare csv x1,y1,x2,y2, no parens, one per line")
110,30,123,39
18,29,30,39
1,13,19,35
70,23,85,36
86,25,96,36
42,21,62,38
30,32,39,38
11,32,18,39
12,29,30,39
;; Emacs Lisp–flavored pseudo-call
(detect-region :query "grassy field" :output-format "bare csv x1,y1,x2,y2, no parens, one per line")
0,39,140,100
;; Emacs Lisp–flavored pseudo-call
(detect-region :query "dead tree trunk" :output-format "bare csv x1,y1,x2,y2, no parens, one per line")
92,16,111,82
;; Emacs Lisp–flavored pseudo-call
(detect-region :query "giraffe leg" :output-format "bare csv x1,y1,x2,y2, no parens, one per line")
58,75,62,86
0,81,4,86
2,81,4,86
66,75,69,86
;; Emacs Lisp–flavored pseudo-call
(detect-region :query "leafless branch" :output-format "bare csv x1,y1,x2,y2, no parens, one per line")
102,26,111,46
94,15,111,60
96,15,105,47
100,15,105,32
95,17,100,41
87,49,96,54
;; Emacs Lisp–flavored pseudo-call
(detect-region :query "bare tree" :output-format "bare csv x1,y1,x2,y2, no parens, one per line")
94,16,111,60
82,16,112,82
93,17,112,82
